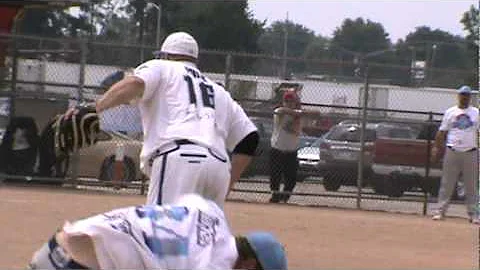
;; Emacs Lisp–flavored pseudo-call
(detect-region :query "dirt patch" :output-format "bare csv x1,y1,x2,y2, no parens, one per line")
1,185,478,269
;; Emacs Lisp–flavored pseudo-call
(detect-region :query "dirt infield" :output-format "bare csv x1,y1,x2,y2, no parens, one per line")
1,185,478,269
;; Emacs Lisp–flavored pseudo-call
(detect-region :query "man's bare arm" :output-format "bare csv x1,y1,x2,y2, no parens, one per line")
434,130,447,150
226,132,259,198
96,76,145,113
227,154,252,196
274,107,302,117
431,130,447,162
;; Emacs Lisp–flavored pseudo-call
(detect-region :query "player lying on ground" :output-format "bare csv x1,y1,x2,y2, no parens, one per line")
27,194,287,270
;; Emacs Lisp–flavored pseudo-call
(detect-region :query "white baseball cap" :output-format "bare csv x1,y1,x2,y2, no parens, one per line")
158,32,199,59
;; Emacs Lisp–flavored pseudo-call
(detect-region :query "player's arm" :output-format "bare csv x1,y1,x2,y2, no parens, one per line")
228,131,259,197
274,106,303,117
431,113,449,163
95,76,145,113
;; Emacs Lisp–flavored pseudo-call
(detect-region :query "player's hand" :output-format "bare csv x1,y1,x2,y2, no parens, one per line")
430,147,441,164
63,102,97,120
63,107,79,120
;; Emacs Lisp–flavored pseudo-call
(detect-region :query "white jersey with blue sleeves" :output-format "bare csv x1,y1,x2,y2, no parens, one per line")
62,195,238,269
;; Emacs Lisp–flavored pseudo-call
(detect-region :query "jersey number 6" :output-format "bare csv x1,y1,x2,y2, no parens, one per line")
184,75,215,109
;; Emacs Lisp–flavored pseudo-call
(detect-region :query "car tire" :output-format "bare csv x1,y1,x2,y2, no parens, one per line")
384,173,405,197
297,174,307,183
371,177,386,195
323,172,342,191
420,177,440,197
99,155,136,182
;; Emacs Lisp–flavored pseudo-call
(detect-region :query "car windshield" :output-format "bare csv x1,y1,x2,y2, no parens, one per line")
311,138,323,147
298,136,318,148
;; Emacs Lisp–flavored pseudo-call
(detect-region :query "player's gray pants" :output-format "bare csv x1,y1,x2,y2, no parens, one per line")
434,147,479,217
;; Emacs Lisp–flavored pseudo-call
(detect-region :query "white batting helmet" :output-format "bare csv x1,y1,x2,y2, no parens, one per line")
158,32,199,59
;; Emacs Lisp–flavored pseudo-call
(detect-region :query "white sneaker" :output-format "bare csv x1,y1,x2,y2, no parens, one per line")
432,213,444,220
469,217,480,224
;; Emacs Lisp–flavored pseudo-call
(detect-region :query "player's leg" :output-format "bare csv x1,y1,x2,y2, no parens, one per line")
282,151,299,202
28,232,93,270
269,148,283,202
434,149,461,218
146,153,168,205
461,150,479,219
202,153,230,207
157,144,208,205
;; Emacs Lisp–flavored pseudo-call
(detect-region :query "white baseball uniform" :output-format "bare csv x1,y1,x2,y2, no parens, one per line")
132,59,256,206
34,194,238,270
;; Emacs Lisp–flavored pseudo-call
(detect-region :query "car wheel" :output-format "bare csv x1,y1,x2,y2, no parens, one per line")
420,177,440,197
296,174,308,183
99,155,136,182
384,173,405,197
323,172,342,191
371,177,386,195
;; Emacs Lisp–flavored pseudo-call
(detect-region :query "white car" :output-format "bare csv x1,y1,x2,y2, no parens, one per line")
297,137,324,182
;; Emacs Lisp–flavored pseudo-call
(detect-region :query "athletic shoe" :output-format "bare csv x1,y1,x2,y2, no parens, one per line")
469,217,480,224
432,213,444,220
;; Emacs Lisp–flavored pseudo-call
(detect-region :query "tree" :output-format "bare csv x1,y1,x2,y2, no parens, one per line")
395,26,475,87
257,20,321,76
330,18,393,80
258,20,316,57
460,4,479,88
331,18,391,57
460,4,479,45
134,1,264,72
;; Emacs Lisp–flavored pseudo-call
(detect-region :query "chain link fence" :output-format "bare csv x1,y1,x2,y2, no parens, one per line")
0,33,478,218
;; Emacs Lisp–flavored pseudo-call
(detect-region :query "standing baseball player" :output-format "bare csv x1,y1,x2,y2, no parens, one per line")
431,85,479,223
27,194,288,270
68,31,258,206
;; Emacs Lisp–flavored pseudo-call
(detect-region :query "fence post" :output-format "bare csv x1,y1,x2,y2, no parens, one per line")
357,63,369,209
423,112,434,215
9,35,18,118
113,143,125,188
224,53,232,91
78,39,87,101
69,39,88,185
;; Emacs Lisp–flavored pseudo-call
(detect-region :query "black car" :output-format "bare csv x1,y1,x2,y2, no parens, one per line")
241,117,273,177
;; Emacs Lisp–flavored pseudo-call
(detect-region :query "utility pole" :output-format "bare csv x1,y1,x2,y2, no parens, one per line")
148,1,162,49
281,12,288,80
428,44,437,86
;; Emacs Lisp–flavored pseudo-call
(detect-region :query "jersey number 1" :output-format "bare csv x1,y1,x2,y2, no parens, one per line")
184,75,215,109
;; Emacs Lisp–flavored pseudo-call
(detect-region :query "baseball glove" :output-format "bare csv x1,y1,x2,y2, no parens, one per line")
53,103,100,156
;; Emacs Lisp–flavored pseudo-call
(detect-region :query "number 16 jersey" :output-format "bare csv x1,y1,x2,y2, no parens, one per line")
132,60,256,175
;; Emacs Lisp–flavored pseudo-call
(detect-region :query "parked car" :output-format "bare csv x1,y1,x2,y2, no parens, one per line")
70,131,143,182
372,121,465,199
242,117,273,177
298,135,318,149
297,136,324,182
317,122,417,191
